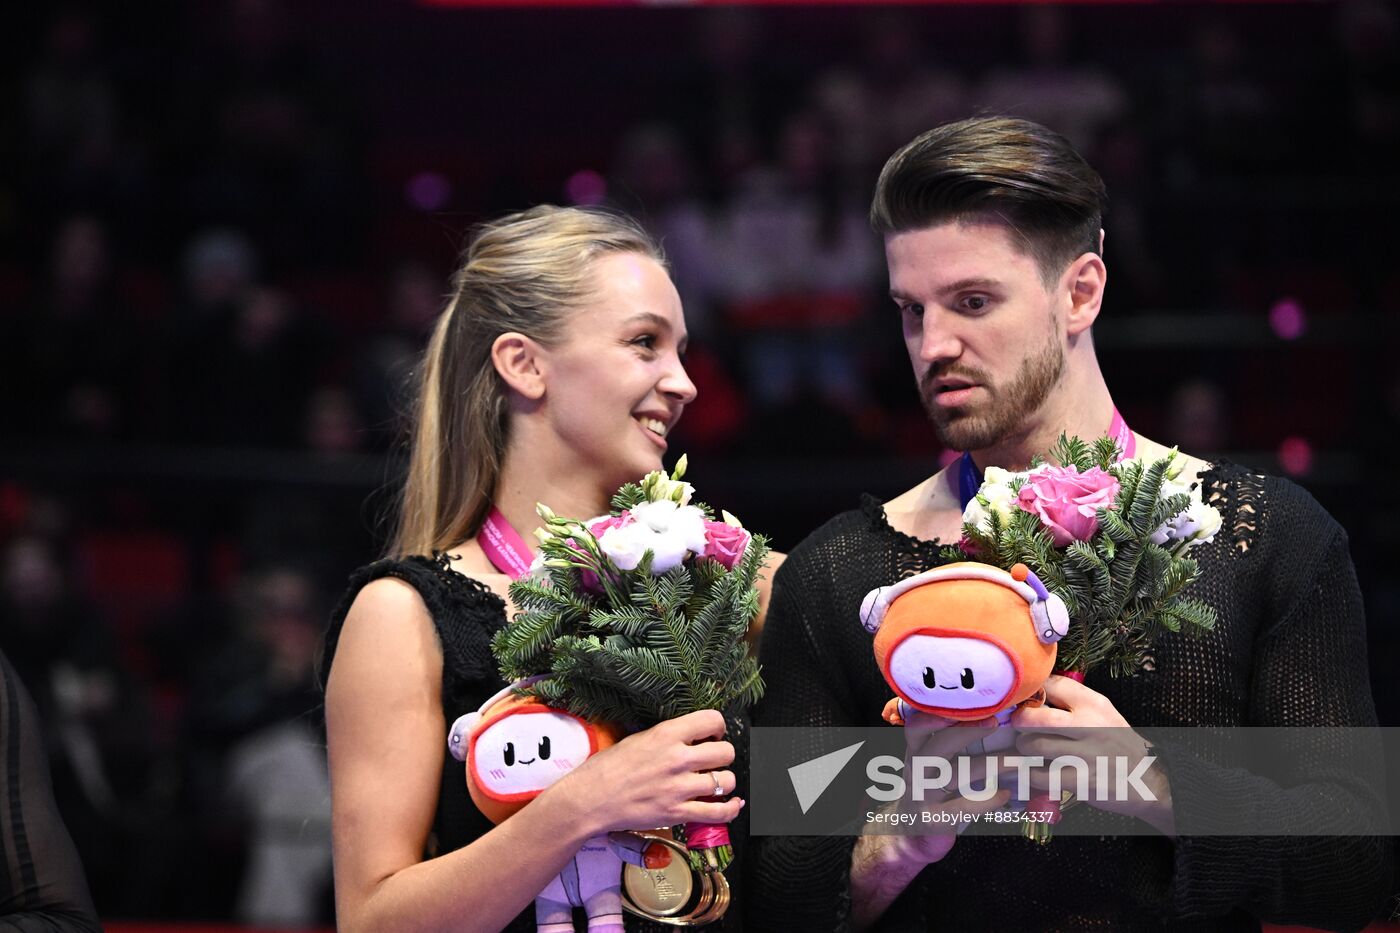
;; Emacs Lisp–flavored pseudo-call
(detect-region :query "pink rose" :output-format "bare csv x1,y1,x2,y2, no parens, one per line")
701,521,751,570
1015,465,1119,547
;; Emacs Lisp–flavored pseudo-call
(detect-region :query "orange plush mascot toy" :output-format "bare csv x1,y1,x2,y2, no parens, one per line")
448,680,667,933
860,562,1070,728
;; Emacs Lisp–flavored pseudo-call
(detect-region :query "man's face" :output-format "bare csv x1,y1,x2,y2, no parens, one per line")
885,220,1066,452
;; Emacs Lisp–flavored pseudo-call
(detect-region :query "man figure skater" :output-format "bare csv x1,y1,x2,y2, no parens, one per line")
746,117,1391,932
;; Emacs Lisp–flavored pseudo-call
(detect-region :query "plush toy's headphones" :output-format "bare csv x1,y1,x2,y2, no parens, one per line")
448,674,549,763
860,563,1070,645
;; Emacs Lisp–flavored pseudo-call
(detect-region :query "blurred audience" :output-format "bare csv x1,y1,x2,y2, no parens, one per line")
2,2,1392,925
185,566,331,928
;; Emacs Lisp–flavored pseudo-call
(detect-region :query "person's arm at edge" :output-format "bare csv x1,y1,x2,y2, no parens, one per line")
0,650,102,933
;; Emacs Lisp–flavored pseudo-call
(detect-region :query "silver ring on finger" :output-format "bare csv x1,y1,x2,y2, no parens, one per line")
711,771,725,798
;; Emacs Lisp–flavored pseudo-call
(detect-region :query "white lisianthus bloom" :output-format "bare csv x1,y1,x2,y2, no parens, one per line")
1185,499,1222,546
524,553,551,583
1151,497,1197,546
1159,475,1194,502
982,466,1015,485
598,526,649,571
962,467,1022,533
598,500,708,573
962,495,991,532
1149,487,1223,551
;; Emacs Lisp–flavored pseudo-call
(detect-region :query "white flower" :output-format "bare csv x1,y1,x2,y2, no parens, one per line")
524,553,552,583
1184,499,1222,546
598,526,649,570
962,467,1022,534
1149,486,1222,551
1159,477,1193,502
598,500,707,573
983,466,1015,485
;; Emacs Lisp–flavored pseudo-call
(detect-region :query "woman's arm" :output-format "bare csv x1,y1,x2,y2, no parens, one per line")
326,578,741,933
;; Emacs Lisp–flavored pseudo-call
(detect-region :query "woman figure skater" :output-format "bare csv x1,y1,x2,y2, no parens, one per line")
321,206,755,932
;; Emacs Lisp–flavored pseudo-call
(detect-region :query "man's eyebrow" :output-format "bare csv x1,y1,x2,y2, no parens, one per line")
938,277,1002,295
889,278,1003,302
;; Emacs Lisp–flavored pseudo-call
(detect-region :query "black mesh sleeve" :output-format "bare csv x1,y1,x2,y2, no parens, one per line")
0,650,102,932
1165,522,1393,932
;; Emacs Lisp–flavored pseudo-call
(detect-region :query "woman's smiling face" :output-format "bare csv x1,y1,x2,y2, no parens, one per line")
540,251,696,491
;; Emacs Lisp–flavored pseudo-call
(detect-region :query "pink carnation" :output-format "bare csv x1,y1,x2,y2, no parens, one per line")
1016,465,1120,547
701,521,751,570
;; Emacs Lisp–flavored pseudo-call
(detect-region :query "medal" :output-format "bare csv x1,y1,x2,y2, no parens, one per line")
621,832,730,925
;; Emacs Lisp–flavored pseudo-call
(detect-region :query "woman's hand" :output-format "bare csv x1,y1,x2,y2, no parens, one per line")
548,708,742,837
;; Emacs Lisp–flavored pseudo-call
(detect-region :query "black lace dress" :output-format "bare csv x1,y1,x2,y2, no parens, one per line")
0,649,102,932
321,554,748,932
745,462,1392,932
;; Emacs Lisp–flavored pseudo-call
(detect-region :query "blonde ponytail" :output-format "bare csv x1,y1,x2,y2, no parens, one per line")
389,205,662,558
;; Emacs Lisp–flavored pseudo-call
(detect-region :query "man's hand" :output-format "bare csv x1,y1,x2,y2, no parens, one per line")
850,711,1011,931
1010,675,1175,835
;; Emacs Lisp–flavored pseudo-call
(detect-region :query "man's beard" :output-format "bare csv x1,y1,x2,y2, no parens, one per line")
920,332,1065,452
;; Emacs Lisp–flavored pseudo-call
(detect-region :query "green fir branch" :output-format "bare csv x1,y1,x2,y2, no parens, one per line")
1092,435,1122,470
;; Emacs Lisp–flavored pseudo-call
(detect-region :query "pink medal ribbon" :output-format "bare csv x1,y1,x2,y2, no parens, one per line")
1107,406,1137,461
479,506,536,581
686,823,730,849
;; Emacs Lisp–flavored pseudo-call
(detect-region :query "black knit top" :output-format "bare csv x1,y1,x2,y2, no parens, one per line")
745,462,1393,932
321,554,747,932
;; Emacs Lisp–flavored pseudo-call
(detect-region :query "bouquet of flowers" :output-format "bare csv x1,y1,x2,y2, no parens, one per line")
944,435,1221,840
947,435,1219,678
491,455,768,872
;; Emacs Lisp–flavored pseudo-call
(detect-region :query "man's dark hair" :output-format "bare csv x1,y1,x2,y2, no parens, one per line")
870,116,1108,284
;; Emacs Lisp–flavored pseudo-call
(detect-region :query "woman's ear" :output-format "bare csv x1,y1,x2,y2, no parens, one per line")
491,332,547,400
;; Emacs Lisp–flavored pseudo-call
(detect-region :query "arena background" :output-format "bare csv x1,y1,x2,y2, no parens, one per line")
2,0,1398,927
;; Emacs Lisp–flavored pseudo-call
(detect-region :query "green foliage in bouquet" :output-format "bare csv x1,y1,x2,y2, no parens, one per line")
490,468,767,727
940,435,1217,677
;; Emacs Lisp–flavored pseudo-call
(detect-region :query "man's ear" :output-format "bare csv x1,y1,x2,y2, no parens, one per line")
491,332,547,400
1063,250,1107,337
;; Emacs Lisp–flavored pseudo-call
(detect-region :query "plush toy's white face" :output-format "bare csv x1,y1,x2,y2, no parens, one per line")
471,711,593,797
888,634,1016,711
